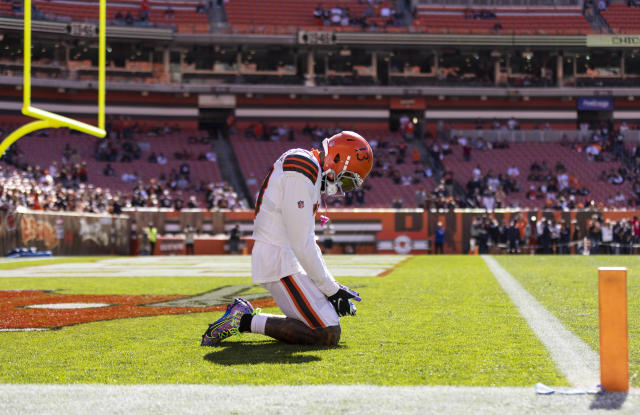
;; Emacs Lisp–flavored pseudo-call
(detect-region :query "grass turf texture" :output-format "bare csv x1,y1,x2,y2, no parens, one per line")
494,255,640,387
0,255,564,385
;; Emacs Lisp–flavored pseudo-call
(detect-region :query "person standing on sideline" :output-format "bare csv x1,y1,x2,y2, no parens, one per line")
434,221,445,254
145,222,158,255
185,225,195,255
228,224,241,254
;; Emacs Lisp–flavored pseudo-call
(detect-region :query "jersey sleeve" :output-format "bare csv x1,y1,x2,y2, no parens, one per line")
281,174,340,297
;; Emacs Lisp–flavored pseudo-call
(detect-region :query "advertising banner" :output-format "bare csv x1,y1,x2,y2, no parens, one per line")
578,97,614,111
0,209,130,256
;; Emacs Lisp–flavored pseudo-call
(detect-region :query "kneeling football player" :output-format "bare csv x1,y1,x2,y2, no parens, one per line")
202,131,373,346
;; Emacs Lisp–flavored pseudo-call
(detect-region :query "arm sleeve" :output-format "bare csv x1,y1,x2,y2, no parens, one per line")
281,174,340,297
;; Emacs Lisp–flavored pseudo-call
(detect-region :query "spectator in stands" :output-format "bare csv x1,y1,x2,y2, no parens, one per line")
78,162,88,183
174,192,185,211
139,0,150,21
495,186,506,208
125,11,134,25
481,190,495,211
246,172,257,187
165,6,175,18
330,6,342,25
121,171,138,183
49,161,58,179
462,139,472,161
180,162,191,181
157,153,168,165
187,195,199,209
598,0,607,11
472,164,482,181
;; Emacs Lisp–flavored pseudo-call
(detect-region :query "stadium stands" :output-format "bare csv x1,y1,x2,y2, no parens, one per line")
0,119,238,211
0,2,14,18
440,141,633,209
230,122,436,208
224,0,399,34
413,6,594,35
28,0,210,33
0,0,607,35
600,2,640,34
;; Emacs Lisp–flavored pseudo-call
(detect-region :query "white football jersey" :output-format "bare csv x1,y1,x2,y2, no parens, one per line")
251,148,339,297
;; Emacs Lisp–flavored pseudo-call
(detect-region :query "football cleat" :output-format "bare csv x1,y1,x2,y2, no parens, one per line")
201,298,257,346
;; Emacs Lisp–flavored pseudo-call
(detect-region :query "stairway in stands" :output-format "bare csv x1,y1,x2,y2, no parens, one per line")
211,129,253,207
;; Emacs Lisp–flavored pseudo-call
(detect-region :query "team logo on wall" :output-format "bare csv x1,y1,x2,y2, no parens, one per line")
5,211,17,231
0,286,274,332
21,216,58,249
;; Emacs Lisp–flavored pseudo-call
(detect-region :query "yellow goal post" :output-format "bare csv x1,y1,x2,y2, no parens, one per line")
0,0,107,158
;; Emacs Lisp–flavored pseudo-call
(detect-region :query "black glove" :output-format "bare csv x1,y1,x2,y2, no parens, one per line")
327,285,361,317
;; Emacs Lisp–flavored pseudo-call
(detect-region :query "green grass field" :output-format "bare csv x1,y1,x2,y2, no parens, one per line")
0,255,636,387
495,255,640,386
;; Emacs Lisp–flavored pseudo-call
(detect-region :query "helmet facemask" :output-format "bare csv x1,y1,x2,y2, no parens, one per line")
321,138,364,196
322,168,364,196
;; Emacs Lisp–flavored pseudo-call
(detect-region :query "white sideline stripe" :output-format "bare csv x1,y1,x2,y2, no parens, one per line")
0,255,407,278
0,384,638,415
482,255,600,388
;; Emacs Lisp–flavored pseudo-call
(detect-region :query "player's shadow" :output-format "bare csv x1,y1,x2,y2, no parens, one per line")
589,392,627,410
203,340,343,366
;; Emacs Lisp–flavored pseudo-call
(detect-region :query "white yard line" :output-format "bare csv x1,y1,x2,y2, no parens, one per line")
0,255,408,278
482,255,600,388
0,384,637,415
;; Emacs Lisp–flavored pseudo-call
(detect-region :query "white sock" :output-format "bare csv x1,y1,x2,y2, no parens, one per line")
250,313,283,334
250,314,268,334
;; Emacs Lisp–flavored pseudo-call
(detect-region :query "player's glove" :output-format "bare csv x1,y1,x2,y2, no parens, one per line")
327,284,361,317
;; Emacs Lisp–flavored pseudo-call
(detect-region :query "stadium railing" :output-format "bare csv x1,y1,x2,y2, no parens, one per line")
416,0,583,7
449,129,640,143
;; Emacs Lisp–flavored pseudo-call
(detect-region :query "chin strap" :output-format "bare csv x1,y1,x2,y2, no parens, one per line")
322,170,342,197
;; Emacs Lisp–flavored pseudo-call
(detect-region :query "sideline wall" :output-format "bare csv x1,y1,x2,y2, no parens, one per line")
1,209,636,256
130,209,640,255
0,209,130,256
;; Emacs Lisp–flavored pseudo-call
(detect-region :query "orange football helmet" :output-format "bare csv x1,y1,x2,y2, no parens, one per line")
321,131,373,196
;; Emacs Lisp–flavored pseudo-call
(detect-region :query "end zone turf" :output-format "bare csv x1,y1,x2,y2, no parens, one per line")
0,255,562,385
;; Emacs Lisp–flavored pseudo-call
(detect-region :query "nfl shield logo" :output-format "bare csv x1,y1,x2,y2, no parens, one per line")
297,200,305,209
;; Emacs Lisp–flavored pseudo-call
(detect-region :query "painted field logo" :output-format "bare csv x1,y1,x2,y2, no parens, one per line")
0,285,274,332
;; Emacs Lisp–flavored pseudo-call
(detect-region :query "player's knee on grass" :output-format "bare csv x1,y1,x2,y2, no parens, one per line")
264,317,341,345
314,325,341,346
